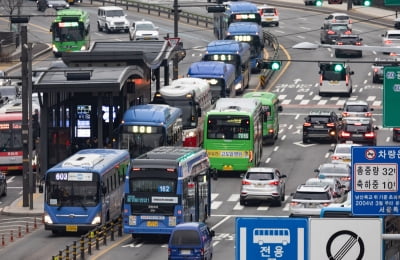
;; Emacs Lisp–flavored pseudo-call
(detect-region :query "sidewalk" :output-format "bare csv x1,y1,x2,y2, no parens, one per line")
1,192,44,217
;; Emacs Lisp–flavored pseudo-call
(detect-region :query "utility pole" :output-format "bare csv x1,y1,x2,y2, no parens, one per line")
21,25,29,207
173,0,179,80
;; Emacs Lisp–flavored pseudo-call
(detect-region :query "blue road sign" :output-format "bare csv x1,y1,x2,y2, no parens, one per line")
235,217,308,260
352,146,399,216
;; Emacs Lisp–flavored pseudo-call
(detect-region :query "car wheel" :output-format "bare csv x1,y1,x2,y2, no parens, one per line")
97,23,102,32
372,77,378,84
276,22,279,26
105,24,110,33
239,199,245,206
303,137,309,144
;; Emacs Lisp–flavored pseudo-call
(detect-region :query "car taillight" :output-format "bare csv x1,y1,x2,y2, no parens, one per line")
326,122,335,127
327,30,335,35
365,112,372,117
342,112,349,117
331,155,340,160
303,122,311,127
341,176,351,181
373,68,379,73
340,131,351,138
274,10,278,16
349,19,352,24
337,42,344,45
346,74,349,86
269,180,280,186
364,132,375,138
385,40,393,45
344,30,351,35
242,180,251,185
355,41,362,46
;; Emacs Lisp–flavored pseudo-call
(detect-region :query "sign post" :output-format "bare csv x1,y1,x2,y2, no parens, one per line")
352,146,400,216
235,217,308,260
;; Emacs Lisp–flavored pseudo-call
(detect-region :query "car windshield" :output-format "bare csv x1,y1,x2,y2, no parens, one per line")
293,191,330,200
136,23,155,30
106,10,124,17
346,105,368,112
246,172,274,180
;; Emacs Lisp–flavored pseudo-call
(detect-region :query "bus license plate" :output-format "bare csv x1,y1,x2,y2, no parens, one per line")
66,225,77,232
147,221,158,227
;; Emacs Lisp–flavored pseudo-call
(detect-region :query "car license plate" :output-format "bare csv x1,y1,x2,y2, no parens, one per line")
255,183,265,187
147,221,158,227
353,134,363,137
266,18,273,21
66,225,77,232
181,249,191,255
314,125,324,128
144,36,151,40
343,158,350,162
329,81,339,84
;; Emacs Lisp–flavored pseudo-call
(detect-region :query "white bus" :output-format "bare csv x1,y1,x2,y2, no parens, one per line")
253,228,290,246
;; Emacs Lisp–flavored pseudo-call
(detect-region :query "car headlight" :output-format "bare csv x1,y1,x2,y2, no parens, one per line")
48,4,53,7
66,4,69,7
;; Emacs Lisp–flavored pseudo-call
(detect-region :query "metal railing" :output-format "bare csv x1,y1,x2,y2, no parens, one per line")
51,217,124,260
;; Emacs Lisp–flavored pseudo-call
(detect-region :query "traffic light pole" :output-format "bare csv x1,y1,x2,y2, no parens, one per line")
173,0,179,80
347,0,353,11
21,25,29,207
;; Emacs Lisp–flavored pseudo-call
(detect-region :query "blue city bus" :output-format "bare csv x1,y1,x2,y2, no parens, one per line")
225,22,264,72
213,1,261,40
118,104,183,158
187,61,236,104
203,40,250,94
123,146,211,237
42,149,131,234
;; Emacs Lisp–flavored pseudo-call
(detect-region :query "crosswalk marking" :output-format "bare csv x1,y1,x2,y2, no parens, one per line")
227,194,239,202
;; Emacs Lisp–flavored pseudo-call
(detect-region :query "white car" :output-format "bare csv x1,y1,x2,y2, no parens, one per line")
314,163,351,192
329,143,361,165
257,5,279,27
289,184,340,217
339,100,374,118
305,177,346,200
382,30,400,54
129,20,159,41
323,13,352,29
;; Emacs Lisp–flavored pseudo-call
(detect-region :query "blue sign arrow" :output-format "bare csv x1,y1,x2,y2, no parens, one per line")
235,217,308,260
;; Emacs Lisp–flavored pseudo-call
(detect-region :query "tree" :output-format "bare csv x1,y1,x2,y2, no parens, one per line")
0,0,23,31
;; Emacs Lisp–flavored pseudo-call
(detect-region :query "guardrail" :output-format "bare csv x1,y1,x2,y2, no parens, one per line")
51,217,123,260
259,30,280,89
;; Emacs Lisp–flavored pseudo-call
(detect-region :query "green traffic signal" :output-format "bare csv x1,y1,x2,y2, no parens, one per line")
256,60,282,70
270,61,281,70
315,0,323,6
334,64,344,72
363,0,371,6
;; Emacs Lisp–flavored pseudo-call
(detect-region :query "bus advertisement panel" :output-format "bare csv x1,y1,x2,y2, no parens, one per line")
203,98,264,177
203,40,250,94
213,1,261,40
42,149,131,233
118,104,183,158
187,61,236,104
50,9,90,57
158,78,212,147
123,146,211,236
225,22,265,71
243,92,282,144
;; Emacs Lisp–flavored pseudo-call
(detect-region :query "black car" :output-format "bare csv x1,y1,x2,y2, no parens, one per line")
393,128,400,142
0,172,7,197
37,0,69,11
320,23,352,44
303,111,341,143
338,117,378,146
334,34,363,58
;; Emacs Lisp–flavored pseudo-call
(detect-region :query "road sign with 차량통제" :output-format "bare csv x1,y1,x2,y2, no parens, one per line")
383,66,400,127
351,146,400,216
235,217,308,260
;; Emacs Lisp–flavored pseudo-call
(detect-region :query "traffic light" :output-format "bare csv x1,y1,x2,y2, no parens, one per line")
362,0,371,6
257,60,282,70
315,0,323,6
333,64,344,72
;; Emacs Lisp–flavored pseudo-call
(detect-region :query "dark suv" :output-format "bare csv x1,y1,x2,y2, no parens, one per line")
338,117,378,146
303,111,340,143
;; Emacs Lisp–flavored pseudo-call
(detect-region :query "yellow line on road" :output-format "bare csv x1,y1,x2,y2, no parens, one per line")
90,235,131,260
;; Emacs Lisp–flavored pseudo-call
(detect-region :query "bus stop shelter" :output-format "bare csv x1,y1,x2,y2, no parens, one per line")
33,40,178,174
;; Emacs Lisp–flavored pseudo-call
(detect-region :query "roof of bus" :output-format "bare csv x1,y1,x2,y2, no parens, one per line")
188,61,235,79
0,98,40,115
122,104,182,124
55,8,88,20
160,78,210,99
227,22,262,35
225,1,259,13
133,146,208,167
206,40,250,54
213,97,260,113
47,149,129,173
243,92,279,105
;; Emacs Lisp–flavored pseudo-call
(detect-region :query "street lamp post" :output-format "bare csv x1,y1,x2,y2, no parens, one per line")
173,0,179,80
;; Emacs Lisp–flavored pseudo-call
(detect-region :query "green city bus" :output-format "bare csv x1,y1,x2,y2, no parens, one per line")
50,9,90,57
203,98,264,178
243,92,282,145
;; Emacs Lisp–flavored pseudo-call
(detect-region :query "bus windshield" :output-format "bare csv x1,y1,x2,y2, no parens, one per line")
0,125,22,150
161,99,197,129
46,175,99,208
230,13,261,24
226,35,262,58
119,126,165,158
207,115,250,140
53,23,84,42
